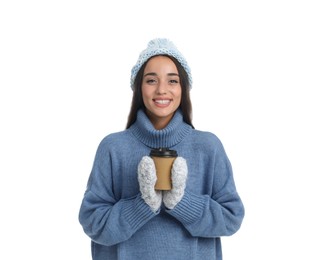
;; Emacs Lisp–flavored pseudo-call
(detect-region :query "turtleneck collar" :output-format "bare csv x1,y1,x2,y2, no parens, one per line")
129,109,192,149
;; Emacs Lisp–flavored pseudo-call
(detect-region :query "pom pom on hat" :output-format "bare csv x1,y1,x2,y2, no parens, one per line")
130,38,192,90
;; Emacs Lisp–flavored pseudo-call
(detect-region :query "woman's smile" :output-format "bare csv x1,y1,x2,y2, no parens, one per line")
153,98,172,106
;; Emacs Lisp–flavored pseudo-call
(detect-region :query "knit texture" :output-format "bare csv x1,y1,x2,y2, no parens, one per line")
163,157,188,209
79,109,245,260
138,156,162,212
129,109,192,148
130,38,192,90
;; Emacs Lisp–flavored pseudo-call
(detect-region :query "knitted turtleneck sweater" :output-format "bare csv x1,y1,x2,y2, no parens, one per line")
79,109,244,260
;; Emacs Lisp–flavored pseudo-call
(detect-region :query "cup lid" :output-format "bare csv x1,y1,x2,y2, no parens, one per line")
150,148,178,157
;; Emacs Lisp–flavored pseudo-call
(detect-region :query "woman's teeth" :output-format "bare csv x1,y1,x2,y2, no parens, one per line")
155,100,170,104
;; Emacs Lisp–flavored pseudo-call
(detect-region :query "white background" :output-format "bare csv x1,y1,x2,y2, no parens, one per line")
1,1,324,259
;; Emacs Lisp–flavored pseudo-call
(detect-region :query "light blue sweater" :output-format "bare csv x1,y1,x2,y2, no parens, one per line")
79,109,244,260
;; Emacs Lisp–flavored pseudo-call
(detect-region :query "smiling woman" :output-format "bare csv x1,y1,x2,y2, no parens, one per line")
141,56,182,130
78,38,245,260
127,39,194,130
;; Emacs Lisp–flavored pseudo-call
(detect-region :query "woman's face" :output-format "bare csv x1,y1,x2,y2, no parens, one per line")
142,56,182,130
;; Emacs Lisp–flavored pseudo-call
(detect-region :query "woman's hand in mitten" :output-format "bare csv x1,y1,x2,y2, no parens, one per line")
163,157,188,209
138,156,162,212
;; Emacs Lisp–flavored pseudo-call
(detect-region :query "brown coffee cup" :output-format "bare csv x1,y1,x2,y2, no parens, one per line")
150,148,178,190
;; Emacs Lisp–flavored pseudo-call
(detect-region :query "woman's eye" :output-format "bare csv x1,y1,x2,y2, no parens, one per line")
146,79,157,84
169,79,179,84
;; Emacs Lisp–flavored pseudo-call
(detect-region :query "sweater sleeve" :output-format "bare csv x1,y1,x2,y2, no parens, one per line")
78,139,157,246
166,142,245,238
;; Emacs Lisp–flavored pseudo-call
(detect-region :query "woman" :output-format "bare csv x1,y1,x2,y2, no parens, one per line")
79,38,245,260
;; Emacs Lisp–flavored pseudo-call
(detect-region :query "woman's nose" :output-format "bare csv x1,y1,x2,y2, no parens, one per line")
156,81,167,94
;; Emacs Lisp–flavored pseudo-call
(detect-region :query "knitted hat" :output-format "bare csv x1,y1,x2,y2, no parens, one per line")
130,38,192,90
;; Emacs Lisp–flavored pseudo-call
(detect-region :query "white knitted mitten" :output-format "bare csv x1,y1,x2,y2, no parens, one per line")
138,156,162,212
163,157,188,209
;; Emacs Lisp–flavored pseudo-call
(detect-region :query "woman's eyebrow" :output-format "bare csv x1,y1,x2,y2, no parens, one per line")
143,72,157,77
167,73,179,77
143,72,179,77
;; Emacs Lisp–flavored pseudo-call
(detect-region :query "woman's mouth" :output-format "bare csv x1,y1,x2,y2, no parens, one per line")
153,99,172,106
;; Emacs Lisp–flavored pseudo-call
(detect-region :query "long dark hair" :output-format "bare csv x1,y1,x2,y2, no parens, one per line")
126,55,194,129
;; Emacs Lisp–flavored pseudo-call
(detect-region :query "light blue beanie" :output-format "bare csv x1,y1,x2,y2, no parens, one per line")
130,38,192,90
